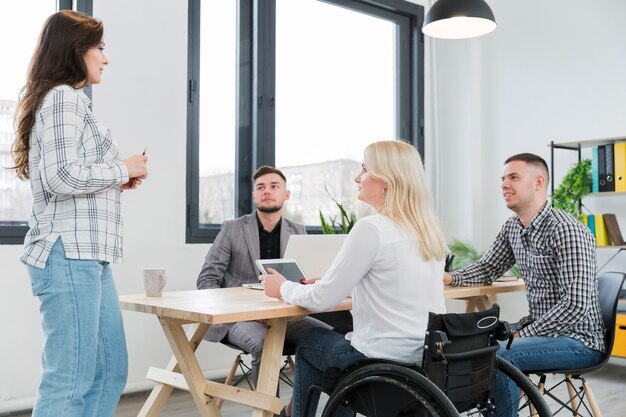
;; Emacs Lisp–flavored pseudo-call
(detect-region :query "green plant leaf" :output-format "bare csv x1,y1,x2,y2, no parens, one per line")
551,159,591,218
448,238,520,277
319,185,357,234
319,210,336,234
448,239,482,270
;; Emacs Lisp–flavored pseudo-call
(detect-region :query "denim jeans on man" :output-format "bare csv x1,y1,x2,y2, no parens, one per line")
493,336,603,417
291,327,366,417
26,239,128,417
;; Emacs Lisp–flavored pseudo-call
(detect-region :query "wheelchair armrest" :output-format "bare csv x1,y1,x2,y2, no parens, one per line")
439,343,499,361
307,383,332,397
341,357,426,376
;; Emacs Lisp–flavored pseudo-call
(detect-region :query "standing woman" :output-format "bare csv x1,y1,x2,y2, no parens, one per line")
262,140,447,417
11,11,147,417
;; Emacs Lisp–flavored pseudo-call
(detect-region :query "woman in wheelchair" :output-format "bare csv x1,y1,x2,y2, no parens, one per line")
261,140,448,417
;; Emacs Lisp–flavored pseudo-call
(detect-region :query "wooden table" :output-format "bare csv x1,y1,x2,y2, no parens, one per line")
446,278,526,312
120,279,525,417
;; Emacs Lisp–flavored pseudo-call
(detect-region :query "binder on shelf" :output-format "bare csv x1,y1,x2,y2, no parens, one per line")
604,214,625,246
588,214,596,236
581,214,588,228
598,145,607,192
616,142,626,192
594,215,610,246
605,144,615,192
591,147,599,193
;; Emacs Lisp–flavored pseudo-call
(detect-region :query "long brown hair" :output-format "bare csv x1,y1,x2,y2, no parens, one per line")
12,10,103,180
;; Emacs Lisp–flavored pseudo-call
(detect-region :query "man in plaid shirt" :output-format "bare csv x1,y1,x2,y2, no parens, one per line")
444,153,605,417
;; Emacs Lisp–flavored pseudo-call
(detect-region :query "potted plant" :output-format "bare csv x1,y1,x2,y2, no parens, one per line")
319,186,357,234
551,159,592,219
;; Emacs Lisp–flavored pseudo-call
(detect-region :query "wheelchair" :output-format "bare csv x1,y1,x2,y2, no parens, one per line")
302,304,552,417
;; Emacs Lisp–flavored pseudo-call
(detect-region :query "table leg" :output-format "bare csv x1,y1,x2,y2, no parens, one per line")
252,317,288,417
138,322,209,417
160,317,220,417
464,295,497,313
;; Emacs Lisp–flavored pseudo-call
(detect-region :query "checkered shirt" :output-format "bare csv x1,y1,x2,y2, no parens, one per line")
21,85,129,268
450,202,605,352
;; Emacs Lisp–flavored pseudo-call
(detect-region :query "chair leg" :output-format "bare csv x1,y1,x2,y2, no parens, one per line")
536,374,545,395
565,375,582,417
288,355,295,375
582,380,602,417
528,374,546,417
217,353,244,410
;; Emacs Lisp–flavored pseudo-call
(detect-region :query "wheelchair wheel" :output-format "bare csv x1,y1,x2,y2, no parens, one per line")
459,357,552,417
321,362,460,417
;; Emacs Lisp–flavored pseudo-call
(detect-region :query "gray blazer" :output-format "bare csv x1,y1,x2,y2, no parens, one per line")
197,211,306,342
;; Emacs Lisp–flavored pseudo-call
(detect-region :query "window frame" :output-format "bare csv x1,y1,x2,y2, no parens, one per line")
0,0,93,244
187,0,424,243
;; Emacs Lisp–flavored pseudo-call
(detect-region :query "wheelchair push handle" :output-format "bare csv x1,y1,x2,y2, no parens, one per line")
494,314,534,349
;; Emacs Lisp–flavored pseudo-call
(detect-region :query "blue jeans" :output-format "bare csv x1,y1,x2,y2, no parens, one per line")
494,336,603,417
26,239,128,417
292,327,366,417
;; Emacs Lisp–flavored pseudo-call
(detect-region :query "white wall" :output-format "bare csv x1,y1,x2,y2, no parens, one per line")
2,0,626,412
431,0,626,316
0,1,236,412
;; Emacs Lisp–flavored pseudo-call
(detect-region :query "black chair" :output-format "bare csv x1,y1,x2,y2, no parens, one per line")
302,305,552,417
524,271,626,417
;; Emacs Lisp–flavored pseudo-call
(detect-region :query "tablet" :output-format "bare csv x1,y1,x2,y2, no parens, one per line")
255,258,307,284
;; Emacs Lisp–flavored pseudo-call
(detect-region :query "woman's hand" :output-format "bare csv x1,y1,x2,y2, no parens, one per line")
260,267,287,298
121,178,143,190
300,276,321,284
123,154,149,183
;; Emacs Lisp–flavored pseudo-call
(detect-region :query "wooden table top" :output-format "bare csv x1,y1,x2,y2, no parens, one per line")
444,279,525,299
120,279,525,325
120,287,352,324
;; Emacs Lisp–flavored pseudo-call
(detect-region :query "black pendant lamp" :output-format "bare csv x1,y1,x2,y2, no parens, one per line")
423,0,496,40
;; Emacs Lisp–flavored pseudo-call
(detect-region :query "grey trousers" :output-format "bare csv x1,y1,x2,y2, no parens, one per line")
224,316,331,387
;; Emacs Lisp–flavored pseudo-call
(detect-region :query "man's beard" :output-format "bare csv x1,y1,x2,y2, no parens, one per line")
257,204,283,214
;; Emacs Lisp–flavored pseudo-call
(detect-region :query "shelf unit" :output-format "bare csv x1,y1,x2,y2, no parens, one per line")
549,135,626,195
550,136,626,254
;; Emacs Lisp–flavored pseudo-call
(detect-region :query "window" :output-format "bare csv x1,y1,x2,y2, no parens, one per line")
197,1,237,225
186,0,425,243
275,0,397,224
0,0,93,244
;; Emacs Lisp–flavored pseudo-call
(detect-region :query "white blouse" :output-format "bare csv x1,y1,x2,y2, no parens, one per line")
280,214,445,363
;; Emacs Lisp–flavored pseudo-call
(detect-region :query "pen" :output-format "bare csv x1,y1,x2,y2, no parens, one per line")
142,148,147,155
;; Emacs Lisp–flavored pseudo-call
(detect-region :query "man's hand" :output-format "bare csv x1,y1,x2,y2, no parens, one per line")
260,267,286,298
443,272,453,286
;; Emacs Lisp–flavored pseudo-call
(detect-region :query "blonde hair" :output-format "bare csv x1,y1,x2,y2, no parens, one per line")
364,140,447,261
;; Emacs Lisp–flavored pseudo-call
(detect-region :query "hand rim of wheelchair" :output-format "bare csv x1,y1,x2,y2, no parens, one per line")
317,362,459,417
303,357,552,417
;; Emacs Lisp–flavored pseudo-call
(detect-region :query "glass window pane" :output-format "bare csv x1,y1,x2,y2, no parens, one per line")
0,2,54,224
198,2,237,225
275,0,395,225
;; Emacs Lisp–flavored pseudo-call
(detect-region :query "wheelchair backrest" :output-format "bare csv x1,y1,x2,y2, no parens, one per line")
422,304,501,413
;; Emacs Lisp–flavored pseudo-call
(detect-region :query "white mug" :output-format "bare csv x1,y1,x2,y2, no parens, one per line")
143,268,167,297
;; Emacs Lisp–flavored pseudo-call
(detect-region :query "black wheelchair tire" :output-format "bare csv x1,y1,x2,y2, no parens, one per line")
321,362,460,417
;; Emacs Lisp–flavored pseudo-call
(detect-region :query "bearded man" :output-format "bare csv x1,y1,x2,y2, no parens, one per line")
197,166,330,386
